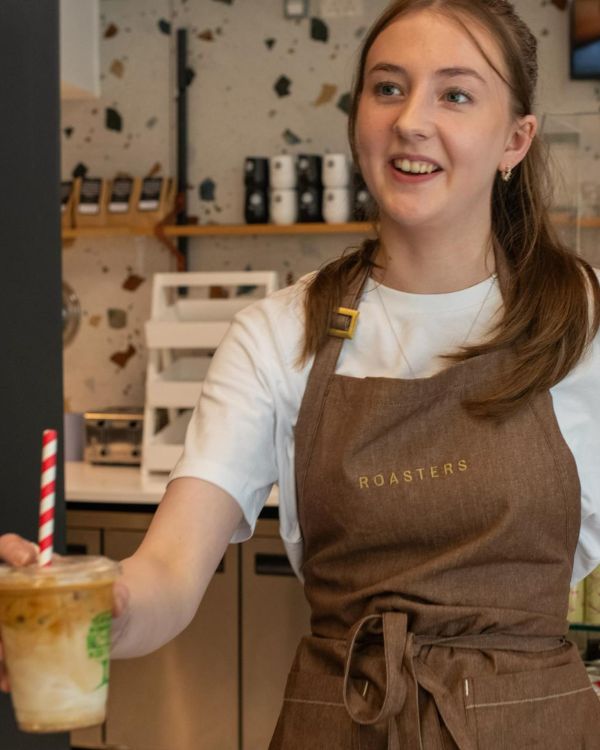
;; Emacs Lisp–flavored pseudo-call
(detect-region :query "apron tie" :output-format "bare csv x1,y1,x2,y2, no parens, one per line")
344,612,432,750
343,612,566,750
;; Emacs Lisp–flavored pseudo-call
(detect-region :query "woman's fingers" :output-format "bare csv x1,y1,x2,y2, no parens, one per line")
0,533,38,695
112,580,130,619
0,641,10,693
0,534,39,566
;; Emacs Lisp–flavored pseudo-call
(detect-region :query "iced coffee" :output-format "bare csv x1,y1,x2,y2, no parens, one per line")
0,555,119,733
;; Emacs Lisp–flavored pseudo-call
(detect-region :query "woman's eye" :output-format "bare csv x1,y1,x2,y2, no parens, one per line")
375,82,401,97
445,89,472,104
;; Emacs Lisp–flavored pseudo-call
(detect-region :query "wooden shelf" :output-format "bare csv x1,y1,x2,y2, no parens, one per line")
62,222,374,240
61,215,600,241
550,213,600,228
62,226,155,239
165,221,374,236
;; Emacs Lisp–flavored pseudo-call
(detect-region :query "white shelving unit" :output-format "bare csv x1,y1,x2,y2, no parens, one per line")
142,271,279,484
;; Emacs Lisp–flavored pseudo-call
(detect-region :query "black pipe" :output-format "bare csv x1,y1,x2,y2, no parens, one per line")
176,28,189,271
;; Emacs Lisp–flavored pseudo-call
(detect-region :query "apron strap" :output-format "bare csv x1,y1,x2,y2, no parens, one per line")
345,612,420,750
343,612,409,724
294,263,372,503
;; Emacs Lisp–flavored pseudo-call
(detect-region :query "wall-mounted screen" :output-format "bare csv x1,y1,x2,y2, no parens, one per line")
571,0,600,79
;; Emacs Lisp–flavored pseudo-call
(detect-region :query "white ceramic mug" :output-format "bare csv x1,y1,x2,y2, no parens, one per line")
322,154,351,188
270,155,297,190
323,188,351,224
270,189,298,225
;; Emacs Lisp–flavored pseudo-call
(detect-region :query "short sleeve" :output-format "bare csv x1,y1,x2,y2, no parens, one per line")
169,300,279,542
553,267,600,584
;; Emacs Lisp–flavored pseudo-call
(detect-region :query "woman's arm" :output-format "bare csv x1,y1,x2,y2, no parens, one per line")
110,476,244,658
0,475,244,677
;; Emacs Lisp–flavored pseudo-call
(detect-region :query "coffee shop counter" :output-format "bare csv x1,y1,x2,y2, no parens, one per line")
65,460,280,507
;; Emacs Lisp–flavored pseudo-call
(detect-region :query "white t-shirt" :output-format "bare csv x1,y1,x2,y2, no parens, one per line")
170,268,600,585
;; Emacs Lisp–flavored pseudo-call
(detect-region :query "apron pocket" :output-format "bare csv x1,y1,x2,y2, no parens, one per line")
466,660,600,749
269,670,354,749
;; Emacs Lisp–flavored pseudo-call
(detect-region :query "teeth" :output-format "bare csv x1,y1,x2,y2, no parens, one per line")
393,159,438,174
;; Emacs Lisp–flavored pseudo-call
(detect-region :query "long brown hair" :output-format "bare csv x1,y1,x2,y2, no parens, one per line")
300,0,600,421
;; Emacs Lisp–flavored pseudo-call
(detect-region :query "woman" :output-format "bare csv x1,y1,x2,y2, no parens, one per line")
3,0,600,746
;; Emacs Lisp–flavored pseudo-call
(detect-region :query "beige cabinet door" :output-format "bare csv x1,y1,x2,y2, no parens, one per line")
66,527,105,749
241,533,311,750
66,527,101,556
104,529,239,750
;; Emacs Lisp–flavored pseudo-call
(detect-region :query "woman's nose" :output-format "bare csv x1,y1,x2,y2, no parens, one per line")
392,92,434,140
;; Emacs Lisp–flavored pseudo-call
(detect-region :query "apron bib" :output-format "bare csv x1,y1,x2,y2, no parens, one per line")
269,252,600,749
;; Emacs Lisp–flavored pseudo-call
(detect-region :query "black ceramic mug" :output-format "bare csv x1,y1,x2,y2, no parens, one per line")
298,185,323,223
245,187,269,223
244,157,270,189
296,154,323,189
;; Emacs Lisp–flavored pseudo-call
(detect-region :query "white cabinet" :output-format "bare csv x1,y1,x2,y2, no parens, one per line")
142,271,279,483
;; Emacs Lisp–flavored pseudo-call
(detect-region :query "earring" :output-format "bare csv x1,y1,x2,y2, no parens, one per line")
501,166,513,182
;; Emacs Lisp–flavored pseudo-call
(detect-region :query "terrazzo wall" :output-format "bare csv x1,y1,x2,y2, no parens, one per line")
62,0,600,412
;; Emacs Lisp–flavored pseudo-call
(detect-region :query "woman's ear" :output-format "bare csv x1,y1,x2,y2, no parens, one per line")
500,114,538,171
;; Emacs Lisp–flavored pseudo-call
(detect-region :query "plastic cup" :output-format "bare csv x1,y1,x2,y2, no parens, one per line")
0,555,119,733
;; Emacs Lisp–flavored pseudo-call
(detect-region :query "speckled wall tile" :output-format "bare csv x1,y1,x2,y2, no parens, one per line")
62,0,172,178
186,230,375,290
62,236,172,412
61,0,600,412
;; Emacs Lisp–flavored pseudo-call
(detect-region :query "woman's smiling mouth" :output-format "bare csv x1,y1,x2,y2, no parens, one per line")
389,158,444,182
391,158,442,174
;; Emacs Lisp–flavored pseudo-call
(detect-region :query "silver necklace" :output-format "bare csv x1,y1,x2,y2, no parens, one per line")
374,273,498,378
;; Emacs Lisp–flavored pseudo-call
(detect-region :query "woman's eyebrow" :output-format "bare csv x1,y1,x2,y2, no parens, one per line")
439,66,487,85
367,62,488,86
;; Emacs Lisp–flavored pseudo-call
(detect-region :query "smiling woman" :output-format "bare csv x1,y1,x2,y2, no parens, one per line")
4,3,600,749
354,9,535,259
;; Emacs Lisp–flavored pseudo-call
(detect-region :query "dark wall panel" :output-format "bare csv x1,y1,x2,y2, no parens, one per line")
0,1,67,747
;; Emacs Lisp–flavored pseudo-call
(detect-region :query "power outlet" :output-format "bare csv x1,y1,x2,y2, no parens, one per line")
319,0,364,18
284,0,309,19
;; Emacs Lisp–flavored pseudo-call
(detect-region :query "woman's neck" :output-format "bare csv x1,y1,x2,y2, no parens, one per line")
374,219,497,294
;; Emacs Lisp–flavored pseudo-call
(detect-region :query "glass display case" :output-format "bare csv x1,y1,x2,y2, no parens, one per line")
541,111,600,266
568,570,600,676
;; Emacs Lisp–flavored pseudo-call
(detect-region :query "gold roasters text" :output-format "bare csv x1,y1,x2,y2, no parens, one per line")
358,459,468,489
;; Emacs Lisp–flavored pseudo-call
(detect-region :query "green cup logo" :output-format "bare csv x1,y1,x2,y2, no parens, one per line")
87,611,111,688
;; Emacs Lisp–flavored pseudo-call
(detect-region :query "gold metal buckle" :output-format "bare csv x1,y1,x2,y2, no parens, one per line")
328,306,359,339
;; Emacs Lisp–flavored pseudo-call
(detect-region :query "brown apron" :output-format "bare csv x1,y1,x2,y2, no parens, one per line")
269,253,600,749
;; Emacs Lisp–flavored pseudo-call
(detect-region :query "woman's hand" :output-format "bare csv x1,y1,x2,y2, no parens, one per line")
0,533,39,567
110,579,131,651
0,534,40,692
112,580,129,619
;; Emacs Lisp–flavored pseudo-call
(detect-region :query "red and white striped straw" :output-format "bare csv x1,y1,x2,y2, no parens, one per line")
38,429,57,567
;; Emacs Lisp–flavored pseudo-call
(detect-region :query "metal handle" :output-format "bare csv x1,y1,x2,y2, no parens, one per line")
254,553,294,577
66,543,88,555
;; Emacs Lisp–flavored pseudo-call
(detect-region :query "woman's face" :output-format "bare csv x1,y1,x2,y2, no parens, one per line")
355,9,536,233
